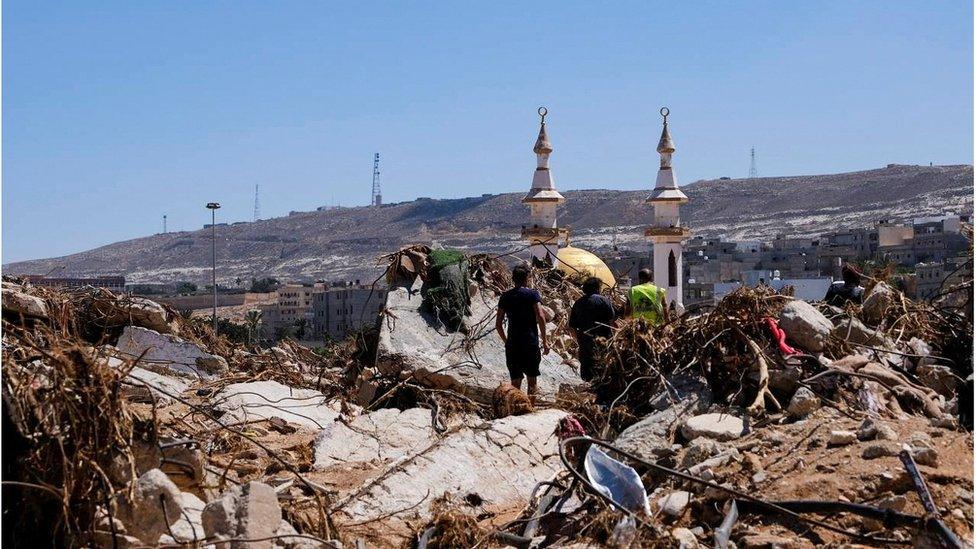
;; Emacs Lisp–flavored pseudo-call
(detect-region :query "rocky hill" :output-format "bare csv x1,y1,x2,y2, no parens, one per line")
5,164,973,284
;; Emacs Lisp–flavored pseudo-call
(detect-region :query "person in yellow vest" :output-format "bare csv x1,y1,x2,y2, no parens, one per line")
626,268,670,326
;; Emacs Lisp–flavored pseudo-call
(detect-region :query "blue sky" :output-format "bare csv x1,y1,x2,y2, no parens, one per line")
3,1,973,263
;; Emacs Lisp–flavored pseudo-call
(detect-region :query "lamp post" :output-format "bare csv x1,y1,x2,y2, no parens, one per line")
206,202,221,332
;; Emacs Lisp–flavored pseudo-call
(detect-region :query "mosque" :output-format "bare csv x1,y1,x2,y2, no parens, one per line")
520,106,689,311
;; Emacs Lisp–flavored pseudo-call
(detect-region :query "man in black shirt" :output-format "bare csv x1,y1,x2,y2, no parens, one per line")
825,264,865,307
569,277,615,381
496,264,550,399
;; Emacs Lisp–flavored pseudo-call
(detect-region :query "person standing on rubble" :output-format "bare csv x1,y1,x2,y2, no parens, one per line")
825,264,865,306
625,268,669,326
496,264,550,400
569,277,615,381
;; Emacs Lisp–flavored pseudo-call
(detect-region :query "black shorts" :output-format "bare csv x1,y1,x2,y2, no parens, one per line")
505,344,542,380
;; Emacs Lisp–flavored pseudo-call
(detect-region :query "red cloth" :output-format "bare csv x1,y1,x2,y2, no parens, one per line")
764,317,798,356
556,415,586,441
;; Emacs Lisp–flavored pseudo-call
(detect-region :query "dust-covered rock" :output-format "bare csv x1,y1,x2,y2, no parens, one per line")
778,300,832,352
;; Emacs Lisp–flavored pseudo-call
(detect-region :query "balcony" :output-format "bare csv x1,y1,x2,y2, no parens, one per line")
644,226,691,238
521,226,569,241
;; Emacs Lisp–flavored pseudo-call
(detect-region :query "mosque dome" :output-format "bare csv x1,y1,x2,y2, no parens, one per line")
555,246,616,288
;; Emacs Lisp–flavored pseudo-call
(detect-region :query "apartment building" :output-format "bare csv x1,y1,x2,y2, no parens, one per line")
312,284,388,341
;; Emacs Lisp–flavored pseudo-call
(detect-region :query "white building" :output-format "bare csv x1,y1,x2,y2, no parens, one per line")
521,107,567,263
644,107,690,310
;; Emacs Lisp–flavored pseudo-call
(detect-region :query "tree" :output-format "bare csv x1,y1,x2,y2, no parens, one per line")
176,281,198,294
244,309,263,345
293,318,309,341
250,277,281,293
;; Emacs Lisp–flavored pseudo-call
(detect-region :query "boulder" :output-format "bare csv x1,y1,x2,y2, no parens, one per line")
113,469,182,544
787,387,821,418
615,376,712,461
679,438,728,469
778,300,832,352
862,282,894,325
115,326,228,378
96,295,176,334
335,410,567,528
215,381,342,430
862,442,900,459
202,481,282,549
2,287,48,318
377,279,585,403
681,413,746,442
671,527,700,549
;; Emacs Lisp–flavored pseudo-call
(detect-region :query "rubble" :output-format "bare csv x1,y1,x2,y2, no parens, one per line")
2,248,972,548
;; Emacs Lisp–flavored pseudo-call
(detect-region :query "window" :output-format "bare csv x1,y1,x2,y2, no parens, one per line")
668,250,677,287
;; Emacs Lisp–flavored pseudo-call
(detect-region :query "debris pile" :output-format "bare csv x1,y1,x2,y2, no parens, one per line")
1,244,972,548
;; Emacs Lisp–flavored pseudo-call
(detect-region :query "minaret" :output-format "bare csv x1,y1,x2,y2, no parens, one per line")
645,107,690,310
522,107,567,263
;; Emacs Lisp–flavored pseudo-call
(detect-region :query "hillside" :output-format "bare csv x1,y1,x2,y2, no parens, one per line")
5,164,973,284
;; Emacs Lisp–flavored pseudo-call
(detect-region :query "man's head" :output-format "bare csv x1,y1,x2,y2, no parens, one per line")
842,264,862,286
512,264,530,287
582,277,602,296
637,268,652,284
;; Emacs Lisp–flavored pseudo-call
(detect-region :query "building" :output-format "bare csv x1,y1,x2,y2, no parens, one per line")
521,107,567,263
312,284,388,340
259,283,324,338
23,275,126,293
645,107,690,310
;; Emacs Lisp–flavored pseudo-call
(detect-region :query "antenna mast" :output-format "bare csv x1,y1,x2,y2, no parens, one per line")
253,184,261,221
371,153,382,206
163,214,167,234
749,147,758,178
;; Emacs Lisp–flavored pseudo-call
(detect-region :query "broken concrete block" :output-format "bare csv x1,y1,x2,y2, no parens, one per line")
314,407,441,469
215,380,342,430
202,481,282,549
115,326,228,378
335,410,567,530
377,279,585,403
2,288,48,319
787,387,820,418
778,300,832,352
681,413,746,442
113,468,182,544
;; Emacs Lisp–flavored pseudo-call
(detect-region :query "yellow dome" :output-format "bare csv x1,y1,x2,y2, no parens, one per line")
555,246,616,288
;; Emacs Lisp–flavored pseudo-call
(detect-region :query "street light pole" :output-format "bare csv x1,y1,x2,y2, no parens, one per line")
206,202,221,332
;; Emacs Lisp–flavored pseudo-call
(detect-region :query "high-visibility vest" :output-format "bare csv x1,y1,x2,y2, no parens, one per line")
630,283,665,325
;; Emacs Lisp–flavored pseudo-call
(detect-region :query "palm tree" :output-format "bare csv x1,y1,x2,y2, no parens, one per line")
244,309,263,345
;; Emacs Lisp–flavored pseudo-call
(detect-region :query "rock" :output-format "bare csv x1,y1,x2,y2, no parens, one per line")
648,375,713,412
2,287,48,318
615,377,713,461
671,527,700,548
115,326,228,378
681,413,746,441
878,494,908,512
778,300,832,352
680,438,728,469
274,519,323,549
877,424,898,440
377,279,585,403
787,387,820,418
741,533,797,548
828,430,856,446
742,452,763,473
113,469,182,544
96,294,176,334
917,364,957,397
336,410,567,529
909,446,939,466
315,407,444,469
159,440,208,491
862,282,894,325
831,317,894,348
862,442,900,459
202,481,282,549
656,491,691,517
160,491,206,543
215,381,342,430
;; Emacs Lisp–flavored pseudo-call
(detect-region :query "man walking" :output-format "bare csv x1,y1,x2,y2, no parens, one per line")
496,264,550,400
569,277,615,381
626,268,669,326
